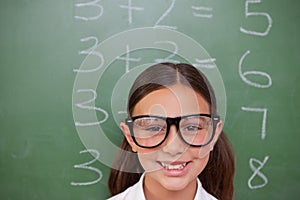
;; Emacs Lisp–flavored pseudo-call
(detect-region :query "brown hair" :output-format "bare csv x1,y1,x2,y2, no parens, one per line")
108,63,235,200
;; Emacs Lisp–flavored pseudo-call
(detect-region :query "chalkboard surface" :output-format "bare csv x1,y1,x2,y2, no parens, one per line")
1,0,299,199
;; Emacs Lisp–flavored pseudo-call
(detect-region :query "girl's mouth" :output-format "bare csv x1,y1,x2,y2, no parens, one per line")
157,161,191,176
159,161,188,170
160,162,186,170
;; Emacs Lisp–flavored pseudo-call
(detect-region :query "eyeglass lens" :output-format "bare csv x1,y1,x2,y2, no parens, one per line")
131,116,213,147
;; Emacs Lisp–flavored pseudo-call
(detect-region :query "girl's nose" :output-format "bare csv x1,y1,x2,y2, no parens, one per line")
161,125,188,156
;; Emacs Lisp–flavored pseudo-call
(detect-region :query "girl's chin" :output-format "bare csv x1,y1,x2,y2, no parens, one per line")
160,177,191,191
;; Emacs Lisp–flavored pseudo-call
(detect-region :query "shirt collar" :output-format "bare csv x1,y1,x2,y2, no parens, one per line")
137,173,216,200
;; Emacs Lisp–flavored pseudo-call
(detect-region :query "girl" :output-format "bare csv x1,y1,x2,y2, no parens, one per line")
108,63,235,200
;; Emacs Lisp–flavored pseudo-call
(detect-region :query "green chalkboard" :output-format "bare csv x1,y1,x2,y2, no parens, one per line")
1,0,299,199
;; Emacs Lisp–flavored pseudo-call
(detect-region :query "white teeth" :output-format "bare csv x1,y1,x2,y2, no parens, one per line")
160,162,187,170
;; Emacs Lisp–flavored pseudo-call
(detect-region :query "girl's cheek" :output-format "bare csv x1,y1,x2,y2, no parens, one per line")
137,150,161,172
195,146,212,159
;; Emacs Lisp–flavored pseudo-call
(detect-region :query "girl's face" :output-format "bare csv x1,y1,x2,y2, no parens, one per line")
121,84,222,192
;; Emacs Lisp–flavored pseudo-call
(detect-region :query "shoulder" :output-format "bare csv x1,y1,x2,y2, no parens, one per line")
106,174,146,200
195,179,218,200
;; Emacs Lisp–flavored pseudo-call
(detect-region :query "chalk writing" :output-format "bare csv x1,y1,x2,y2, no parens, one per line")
119,0,144,25
238,0,273,191
241,106,268,140
191,5,213,19
154,41,179,64
71,149,103,186
73,36,103,73
74,0,104,21
116,45,141,73
73,36,105,73
118,111,127,115
239,50,272,88
194,58,216,69
240,0,273,36
75,89,109,126
154,0,177,29
248,156,269,189
78,36,99,54
74,52,104,73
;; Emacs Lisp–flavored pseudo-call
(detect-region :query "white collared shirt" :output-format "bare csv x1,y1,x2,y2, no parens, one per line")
107,173,217,200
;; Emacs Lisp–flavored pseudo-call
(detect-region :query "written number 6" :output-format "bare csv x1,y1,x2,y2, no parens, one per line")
239,50,272,88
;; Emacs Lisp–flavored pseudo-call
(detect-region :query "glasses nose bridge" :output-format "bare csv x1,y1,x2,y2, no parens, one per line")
166,117,181,130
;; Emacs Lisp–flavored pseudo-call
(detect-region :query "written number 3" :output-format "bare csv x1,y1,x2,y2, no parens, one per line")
71,149,103,186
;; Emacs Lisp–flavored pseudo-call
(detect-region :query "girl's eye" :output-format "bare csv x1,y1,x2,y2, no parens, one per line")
145,126,164,132
183,125,203,132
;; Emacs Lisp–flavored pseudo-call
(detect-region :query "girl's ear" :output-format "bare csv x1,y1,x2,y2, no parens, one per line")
120,122,138,152
215,120,223,139
209,120,223,152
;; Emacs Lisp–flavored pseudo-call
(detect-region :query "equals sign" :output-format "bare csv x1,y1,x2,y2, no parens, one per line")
191,6,213,19
194,58,216,69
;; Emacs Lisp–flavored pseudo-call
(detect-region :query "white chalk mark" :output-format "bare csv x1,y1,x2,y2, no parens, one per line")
241,106,268,140
75,89,109,126
119,0,144,25
154,0,177,30
248,156,269,189
71,149,103,186
116,45,141,73
194,58,216,69
74,52,104,73
74,0,103,21
78,36,99,54
118,111,127,114
240,0,273,36
239,50,272,88
154,41,179,64
74,36,104,73
191,6,213,19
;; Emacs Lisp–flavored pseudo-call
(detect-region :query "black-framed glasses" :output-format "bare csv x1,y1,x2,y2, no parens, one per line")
125,114,220,148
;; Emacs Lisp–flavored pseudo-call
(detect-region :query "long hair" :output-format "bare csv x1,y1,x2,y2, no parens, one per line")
108,63,235,200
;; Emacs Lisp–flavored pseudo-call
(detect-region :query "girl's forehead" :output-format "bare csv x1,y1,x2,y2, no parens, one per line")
132,84,210,117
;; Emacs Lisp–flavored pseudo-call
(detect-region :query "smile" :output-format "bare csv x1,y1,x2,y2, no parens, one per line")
159,162,188,170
